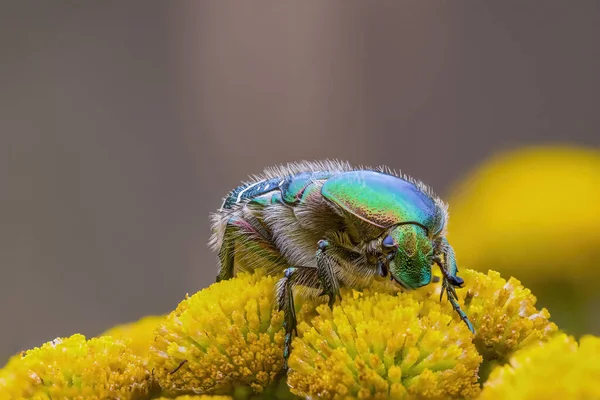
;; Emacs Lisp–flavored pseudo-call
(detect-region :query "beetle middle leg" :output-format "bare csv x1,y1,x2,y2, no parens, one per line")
276,266,320,370
316,239,343,308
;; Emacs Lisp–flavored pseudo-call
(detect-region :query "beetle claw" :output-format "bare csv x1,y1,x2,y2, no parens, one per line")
328,297,335,310
321,288,341,309
448,275,465,287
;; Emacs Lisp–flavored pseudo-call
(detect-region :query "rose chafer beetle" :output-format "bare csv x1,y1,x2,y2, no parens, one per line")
210,160,474,369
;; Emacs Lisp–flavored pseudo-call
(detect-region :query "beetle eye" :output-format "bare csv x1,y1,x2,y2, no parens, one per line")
382,235,398,256
382,235,396,248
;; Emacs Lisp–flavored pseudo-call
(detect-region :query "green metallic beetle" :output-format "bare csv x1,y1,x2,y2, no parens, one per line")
209,160,474,369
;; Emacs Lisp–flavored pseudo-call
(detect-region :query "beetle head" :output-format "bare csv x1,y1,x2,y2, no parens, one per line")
386,224,433,289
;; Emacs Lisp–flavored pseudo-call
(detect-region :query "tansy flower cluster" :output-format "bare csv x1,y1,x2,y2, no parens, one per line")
480,334,600,399
149,271,287,395
0,267,565,399
0,334,152,400
155,397,232,400
286,288,482,399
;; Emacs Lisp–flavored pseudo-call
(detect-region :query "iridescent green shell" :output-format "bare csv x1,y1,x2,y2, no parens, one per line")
321,170,445,234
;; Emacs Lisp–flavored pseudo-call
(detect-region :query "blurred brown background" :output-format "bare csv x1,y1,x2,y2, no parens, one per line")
1,1,598,363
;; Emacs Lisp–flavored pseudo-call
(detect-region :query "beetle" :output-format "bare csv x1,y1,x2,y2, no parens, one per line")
209,160,474,369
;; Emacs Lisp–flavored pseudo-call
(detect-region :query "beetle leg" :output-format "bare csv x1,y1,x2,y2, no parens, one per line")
316,240,342,309
216,213,282,282
216,220,236,282
443,277,475,333
376,259,388,278
276,266,320,371
434,256,475,334
440,237,464,284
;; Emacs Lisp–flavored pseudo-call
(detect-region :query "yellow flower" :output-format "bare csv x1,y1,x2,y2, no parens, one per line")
0,267,560,399
286,288,482,399
149,270,287,395
149,266,554,398
0,334,151,400
446,145,600,284
480,333,600,399
413,269,558,366
102,314,164,358
155,396,232,400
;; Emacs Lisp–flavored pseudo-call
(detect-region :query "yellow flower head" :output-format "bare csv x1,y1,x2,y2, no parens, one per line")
480,333,600,399
149,270,286,395
0,268,561,399
446,146,600,283
414,269,558,364
286,288,482,399
0,334,151,400
102,315,164,358
155,396,232,400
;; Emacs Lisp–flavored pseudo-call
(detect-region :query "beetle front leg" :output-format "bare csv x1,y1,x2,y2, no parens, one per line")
434,255,475,333
316,240,342,309
441,276,475,333
276,266,320,371
437,237,465,286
